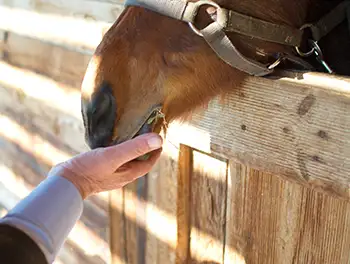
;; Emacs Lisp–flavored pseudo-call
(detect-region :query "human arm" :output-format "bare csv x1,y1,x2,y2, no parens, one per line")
0,133,163,263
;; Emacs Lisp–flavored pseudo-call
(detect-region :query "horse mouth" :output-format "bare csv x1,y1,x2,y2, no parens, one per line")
129,105,165,160
111,104,164,145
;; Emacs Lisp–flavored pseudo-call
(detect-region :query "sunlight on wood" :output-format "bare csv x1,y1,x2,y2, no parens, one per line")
0,164,112,263
0,62,82,119
122,188,246,263
0,114,71,166
124,188,177,248
278,72,350,95
0,166,32,198
193,149,227,178
166,121,212,156
224,251,247,264
0,5,111,50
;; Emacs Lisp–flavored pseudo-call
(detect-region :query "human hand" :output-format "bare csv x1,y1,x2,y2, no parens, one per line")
48,133,163,199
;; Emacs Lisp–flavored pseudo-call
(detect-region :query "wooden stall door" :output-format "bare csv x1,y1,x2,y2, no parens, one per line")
110,72,350,264
110,144,350,264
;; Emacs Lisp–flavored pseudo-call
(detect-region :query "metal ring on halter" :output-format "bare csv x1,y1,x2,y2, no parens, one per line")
295,24,316,57
268,56,284,70
188,0,222,37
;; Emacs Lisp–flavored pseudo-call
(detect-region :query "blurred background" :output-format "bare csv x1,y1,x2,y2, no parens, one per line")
0,0,124,263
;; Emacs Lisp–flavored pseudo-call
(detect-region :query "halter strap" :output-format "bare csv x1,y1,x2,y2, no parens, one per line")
124,0,350,76
125,0,274,76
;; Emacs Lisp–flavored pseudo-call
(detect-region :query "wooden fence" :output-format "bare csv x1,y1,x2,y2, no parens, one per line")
0,0,349,264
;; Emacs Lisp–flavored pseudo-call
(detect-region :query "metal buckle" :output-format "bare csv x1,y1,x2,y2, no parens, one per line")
187,0,223,37
268,56,284,70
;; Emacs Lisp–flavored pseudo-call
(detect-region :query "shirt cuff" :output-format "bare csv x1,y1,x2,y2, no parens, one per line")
0,175,84,264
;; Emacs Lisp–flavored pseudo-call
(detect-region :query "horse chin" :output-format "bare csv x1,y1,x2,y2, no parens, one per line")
111,105,164,161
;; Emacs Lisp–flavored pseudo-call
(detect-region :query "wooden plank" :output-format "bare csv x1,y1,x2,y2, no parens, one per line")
121,176,148,264
155,142,179,264
225,162,350,264
0,29,5,55
0,62,87,153
124,181,138,264
190,150,227,263
109,189,126,264
166,72,350,200
0,0,122,50
176,145,192,264
0,65,111,263
4,33,92,87
0,0,123,23
145,164,159,264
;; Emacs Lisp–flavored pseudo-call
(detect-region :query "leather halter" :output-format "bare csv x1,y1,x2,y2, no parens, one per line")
124,0,350,76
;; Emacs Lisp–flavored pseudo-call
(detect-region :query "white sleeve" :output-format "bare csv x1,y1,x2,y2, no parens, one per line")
0,175,84,264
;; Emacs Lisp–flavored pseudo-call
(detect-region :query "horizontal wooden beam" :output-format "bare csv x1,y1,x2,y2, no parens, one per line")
3,33,92,87
0,4,118,50
166,71,350,200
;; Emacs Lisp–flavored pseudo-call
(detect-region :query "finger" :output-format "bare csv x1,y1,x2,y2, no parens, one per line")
114,149,162,180
101,133,163,166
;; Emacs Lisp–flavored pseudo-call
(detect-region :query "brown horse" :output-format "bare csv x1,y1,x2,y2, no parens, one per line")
80,0,350,150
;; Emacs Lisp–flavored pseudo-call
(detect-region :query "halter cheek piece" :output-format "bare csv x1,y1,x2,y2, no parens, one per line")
124,0,350,76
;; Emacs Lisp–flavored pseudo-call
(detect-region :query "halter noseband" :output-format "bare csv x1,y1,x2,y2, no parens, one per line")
124,0,350,76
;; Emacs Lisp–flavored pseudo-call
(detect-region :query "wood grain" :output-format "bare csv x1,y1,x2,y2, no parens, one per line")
176,145,192,264
190,150,228,264
0,0,123,23
109,189,126,264
4,33,92,87
145,161,160,264
166,72,350,200
124,181,138,264
0,79,110,263
0,29,5,55
0,62,87,153
0,0,122,50
155,142,179,264
225,162,350,264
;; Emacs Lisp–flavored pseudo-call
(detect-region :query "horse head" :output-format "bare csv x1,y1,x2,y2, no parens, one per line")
80,0,349,149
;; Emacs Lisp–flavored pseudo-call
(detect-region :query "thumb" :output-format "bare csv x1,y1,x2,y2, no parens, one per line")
103,133,163,166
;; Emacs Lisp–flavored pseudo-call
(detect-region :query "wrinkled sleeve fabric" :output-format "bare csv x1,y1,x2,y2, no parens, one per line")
0,175,84,264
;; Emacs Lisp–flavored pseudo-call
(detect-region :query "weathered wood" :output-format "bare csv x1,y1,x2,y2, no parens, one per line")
145,162,160,264
109,189,126,264
176,145,192,264
0,61,87,153
0,0,122,50
166,72,350,200
0,0,123,23
4,33,92,87
190,150,227,264
155,142,178,263
225,162,350,264
0,29,5,56
0,60,111,262
124,181,138,264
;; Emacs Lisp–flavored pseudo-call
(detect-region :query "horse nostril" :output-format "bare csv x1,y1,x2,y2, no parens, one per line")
82,82,116,149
